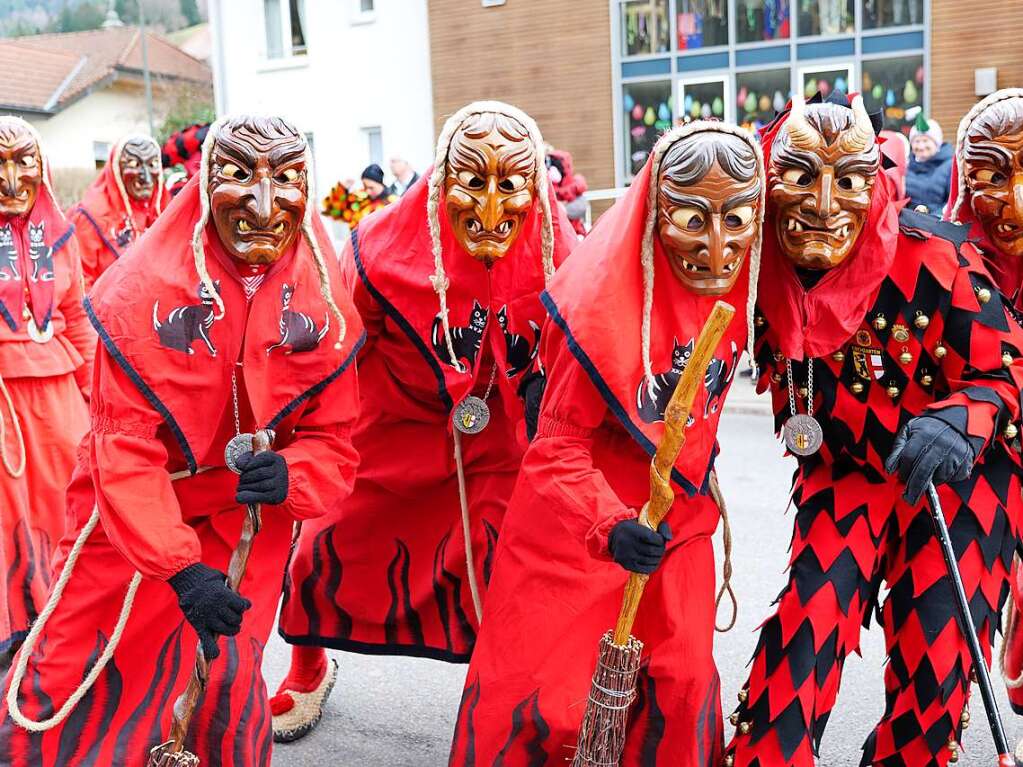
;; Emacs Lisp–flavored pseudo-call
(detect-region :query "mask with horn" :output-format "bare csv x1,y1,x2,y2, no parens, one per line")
770,93,879,270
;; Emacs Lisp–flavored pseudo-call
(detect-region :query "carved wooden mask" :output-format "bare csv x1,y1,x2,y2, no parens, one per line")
0,121,41,218
964,97,1023,258
119,137,162,201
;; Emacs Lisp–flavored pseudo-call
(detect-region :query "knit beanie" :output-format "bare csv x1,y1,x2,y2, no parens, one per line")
909,113,943,148
361,164,385,185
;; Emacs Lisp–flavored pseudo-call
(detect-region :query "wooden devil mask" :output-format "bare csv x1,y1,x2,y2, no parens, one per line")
444,111,538,265
119,136,162,201
0,120,41,218
208,116,308,265
656,132,762,295
770,95,879,270
962,96,1023,258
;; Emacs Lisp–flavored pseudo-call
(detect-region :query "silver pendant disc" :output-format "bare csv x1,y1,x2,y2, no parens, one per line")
453,396,490,434
225,432,255,473
783,414,823,456
26,316,53,344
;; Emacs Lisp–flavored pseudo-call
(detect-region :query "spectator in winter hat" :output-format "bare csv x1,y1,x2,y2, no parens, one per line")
905,113,953,214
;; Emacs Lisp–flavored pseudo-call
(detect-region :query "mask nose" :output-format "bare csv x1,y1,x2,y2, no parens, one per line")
140,164,152,186
478,176,504,233
816,169,836,219
1011,173,1023,221
707,214,724,275
0,162,15,197
255,177,273,227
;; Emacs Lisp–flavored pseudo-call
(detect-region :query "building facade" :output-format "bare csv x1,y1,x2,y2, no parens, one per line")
208,0,435,200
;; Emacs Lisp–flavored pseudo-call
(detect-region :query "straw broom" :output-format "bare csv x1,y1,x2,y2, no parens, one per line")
572,301,735,767
147,429,275,767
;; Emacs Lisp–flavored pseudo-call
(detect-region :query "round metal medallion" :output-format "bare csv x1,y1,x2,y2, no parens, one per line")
453,396,491,435
26,316,53,344
225,432,255,474
783,413,823,456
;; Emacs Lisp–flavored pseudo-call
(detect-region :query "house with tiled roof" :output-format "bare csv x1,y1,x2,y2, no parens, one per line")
0,24,212,173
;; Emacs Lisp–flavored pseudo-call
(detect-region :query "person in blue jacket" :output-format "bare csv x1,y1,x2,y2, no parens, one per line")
905,113,953,214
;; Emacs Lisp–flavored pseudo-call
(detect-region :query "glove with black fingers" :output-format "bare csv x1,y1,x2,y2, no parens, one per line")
519,371,546,442
168,562,252,660
235,450,289,506
885,415,975,506
608,518,673,575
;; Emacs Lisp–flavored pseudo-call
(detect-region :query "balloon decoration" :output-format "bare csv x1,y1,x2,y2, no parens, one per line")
804,79,817,98
834,76,847,93
903,81,918,103
632,104,644,121
644,106,656,126
773,90,786,112
624,93,635,111
759,93,772,112
872,83,884,100
711,96,724,117
862,72,873,91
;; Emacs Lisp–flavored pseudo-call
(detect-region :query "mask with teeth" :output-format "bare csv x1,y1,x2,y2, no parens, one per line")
209,117,308,265
119,137,162,201
0,120,41,218
963,96,1023,258
656,132,762,295
444,111,537,265
770,95,879,270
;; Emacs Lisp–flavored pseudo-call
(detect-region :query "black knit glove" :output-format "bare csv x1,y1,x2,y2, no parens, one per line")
235,450,289,506
885,415,975,505
519,371,546,442
168,562,251,660
608,519,673,574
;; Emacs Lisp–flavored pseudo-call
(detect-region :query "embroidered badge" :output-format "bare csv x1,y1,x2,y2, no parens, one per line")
153,280,220,356
28,222,54,283
852,343,885,381
496,304,540,377
431,299,488,371
891,323,910,343
267,283,329,354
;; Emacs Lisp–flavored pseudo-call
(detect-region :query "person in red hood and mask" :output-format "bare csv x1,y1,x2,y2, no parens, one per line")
0,114,363,767
725,91,1023,767
162,122,211,197
68,134,170,289
947,88,1023,757
270,101,577,743
547,147,589,236
448,121,765,767
0,116,94,664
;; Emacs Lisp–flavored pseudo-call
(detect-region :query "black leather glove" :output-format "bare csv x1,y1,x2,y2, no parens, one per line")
168,562,251,660
235,450,289,506
519,371,546,442
885,415,975,505
608,518,673,574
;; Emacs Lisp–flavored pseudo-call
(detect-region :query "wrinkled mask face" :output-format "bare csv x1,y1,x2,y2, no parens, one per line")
0,122,41,218
656,134,762,295
964,99,1023,258
770,101,879,270
445,112,537,265
208,118,308,265
119,137,161,201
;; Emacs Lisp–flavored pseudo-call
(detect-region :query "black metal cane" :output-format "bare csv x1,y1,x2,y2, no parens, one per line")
925,482,1014,766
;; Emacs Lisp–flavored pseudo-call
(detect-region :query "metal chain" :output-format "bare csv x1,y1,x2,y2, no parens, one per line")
785,358,814,418
482,362,498,400
231,366,241,437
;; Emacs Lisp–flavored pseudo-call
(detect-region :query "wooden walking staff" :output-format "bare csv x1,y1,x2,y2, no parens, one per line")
148,429,275,767
572,301,735,767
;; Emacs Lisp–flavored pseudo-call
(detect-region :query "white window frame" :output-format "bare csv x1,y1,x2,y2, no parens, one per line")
677,73,733,123
351,0,377,25
797,61,856,99
262,0,308,62
362,126,383,166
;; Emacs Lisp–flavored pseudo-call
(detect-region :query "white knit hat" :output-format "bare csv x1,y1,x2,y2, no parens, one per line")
909,114,943,148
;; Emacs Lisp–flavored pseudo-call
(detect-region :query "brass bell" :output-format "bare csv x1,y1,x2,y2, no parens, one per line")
914,314,930,330
832,350,845,362
738,721,752,735
977,287,992,304
1005,423,1019,440
1003,352,1014,368
873,315,888,331
729,712,739,725
723,756,735,767
851,382,865,394
921,374,933,386
21,305,31,320
737,688,748,703
755,315,765,327
887,385,900,398
899,351,913,365
935,344,947,359
798,387,809,399
960,709,971,728
949,749,959,764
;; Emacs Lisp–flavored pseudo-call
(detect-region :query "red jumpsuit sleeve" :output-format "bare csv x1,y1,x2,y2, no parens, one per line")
528,322,635,562
926,257,1023,456
90,345,202,580
341,237,383,358
277,365,360,521
60,239,97,400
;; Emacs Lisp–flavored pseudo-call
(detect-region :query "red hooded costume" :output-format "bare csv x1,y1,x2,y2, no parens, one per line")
726,99,1023,767
68,137,170,289
449,123,764,767
277,164,576,663
0,165,364,766
0,124,94,658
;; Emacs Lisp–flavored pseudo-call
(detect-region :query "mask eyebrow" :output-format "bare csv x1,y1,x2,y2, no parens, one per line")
966,139,1013,172
213,137,258,171
773,145,823,177
494,141,536,179
722,183,762,212
660,189,710,211
268,141,307,168
834,154,879,176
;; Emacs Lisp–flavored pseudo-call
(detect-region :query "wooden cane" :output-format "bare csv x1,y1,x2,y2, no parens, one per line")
612,301,735,646
148,429,275,767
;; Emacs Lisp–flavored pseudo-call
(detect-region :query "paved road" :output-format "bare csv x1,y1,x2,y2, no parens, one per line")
269,406,1022,766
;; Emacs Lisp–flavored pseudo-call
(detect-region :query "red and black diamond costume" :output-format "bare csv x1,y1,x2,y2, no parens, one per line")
67,137,169,289
276,166,576,663
0,123,93,658
448,123,763,767
0,167,364,766
726,107,1023,767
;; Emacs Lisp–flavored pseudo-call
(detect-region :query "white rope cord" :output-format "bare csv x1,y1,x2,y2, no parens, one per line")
639,121,766,398
0,371,25,478
452,429,484,624
6,507,142,731
709,469,737,633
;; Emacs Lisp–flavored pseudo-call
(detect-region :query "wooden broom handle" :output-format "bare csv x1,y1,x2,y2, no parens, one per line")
163,429,274,755
612,302,735,646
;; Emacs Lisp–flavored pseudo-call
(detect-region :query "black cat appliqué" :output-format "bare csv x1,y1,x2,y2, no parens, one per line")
0,224,20,282
432,299,488,371
267,283,329,354
153,280,221,356
496,305,540,377
637,337,694,424
28,221,54,283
